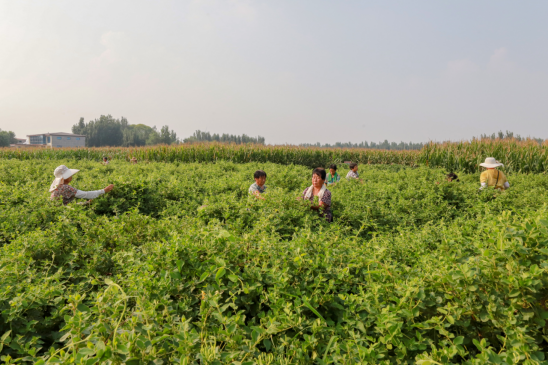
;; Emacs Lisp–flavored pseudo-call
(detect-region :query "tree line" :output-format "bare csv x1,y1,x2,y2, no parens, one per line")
0,129,16,147
477,130,545,144
183,130,265,144
72,115,179,147
299,140,424,150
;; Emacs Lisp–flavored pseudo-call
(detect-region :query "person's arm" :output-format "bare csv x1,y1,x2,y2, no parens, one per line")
75,184,114,199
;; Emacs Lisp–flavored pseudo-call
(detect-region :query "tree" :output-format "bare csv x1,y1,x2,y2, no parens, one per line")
0,129,16,147
72,116,179,147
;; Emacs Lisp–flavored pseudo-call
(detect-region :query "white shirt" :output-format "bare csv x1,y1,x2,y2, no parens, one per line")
75,189,105,199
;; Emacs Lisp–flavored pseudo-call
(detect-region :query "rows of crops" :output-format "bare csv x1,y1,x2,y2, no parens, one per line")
2,159,548,364
2,138,547,173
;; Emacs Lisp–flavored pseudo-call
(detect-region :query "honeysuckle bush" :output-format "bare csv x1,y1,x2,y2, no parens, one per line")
1,159,548,364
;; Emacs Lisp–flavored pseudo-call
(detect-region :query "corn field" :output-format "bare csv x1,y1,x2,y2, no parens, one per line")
1,139,547,173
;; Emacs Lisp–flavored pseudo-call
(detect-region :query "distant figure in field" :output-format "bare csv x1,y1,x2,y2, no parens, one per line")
326,164,340,186
130,157,138,164
249,170,267,199
479,157,510,191
50,165,114,205
301,167,333,222
346,162,360,180
437,172,459,185
446,172,459,182
102,157,110,165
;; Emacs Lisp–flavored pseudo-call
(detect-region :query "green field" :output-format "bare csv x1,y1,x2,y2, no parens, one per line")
1,159,548,364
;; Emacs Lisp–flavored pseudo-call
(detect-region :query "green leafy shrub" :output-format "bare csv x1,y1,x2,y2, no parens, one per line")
1,159,548,364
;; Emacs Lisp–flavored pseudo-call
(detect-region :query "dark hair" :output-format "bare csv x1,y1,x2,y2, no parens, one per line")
254,170,267,179
312,167,326,180
446,172,459,182
349,162,358,169
329,164,337,170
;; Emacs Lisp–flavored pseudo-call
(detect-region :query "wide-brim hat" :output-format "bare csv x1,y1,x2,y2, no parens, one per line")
479,157,504,168
49,165,80,192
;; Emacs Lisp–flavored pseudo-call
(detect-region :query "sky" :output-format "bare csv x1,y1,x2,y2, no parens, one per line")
1,0,547,145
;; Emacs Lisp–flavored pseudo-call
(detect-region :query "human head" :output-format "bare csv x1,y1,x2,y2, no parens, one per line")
103,157,108,161
446,172,459,182
50,165,79,192
349,162,358,171
329,164,337,176
312,167,326,188
254,170,267,186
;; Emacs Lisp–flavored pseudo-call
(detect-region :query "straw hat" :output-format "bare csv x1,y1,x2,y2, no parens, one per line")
49,165,80,192
479,157,504,168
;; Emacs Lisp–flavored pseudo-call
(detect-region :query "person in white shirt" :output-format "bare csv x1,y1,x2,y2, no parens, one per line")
49,165,114,205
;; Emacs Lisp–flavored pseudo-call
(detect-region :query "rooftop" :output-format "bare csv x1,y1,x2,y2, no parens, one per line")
27,132,86,137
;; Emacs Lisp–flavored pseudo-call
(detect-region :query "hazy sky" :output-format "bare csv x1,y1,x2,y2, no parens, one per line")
1,0,547,144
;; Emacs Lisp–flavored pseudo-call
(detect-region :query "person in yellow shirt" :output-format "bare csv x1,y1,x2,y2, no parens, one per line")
479,157,510,191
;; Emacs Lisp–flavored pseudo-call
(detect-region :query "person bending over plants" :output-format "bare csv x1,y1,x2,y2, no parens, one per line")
249,170,267,200
326,164,340,186
102,156,110,165
437,172,459,184
49,165,114,205
301,167,333,222
346,162,360,180
479,157,510,191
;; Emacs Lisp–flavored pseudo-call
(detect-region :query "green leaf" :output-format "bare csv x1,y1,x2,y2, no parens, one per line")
96,340,105,351
199,271,210,282
228,274,238,282
251,330,260,344
77,303,91,313
78,348,95,356
1,330,11,343
301,297,326,323
508,289,520,297
215,268,226,282
322,336,338,364
454,336,464,345
263,339,272,352
447,315,455,324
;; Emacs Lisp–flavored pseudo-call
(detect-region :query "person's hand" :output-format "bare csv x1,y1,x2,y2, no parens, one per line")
104,184,114,193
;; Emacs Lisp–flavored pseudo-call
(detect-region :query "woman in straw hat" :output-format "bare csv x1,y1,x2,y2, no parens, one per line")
479,157,510,191
50,165,114,205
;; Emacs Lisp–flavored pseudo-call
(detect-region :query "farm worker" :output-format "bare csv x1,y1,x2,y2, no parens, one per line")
301,167,333,222
346,162,360,180
437,172,459,185
446,172,459,182
479,157,510,190
102,157,110,165
249,170,267,199
326,164,340,186
130,157,138,164
50,165,114,205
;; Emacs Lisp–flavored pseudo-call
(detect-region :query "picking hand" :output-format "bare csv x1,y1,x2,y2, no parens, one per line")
104,184,114,193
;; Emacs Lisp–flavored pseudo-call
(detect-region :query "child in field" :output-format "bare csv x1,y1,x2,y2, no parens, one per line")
479,157,510,191
102,157,110,165
326,164,340,186
346,163,360,180
249,170,267,199
50,165,114,205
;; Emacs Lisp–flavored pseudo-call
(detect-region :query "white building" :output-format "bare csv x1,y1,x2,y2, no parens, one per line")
27,132,86,148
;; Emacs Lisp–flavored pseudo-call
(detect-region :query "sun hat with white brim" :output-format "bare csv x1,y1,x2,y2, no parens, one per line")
479,157,504,168
49,165,80,192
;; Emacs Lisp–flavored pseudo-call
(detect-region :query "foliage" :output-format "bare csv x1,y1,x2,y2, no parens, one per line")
0,129,16,147
1,159,548,364
72,116,178,147
300,140,424,150
184,130,265,145
3,138,548,173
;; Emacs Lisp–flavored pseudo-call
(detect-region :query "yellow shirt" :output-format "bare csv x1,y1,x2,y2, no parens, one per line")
480,169,508,190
